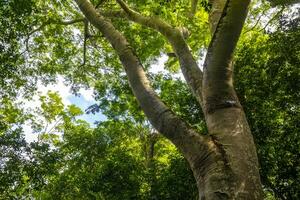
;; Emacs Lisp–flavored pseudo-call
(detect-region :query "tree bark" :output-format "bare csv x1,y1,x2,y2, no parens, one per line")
73,0,213,173
197,0,263,199
74,0,264,199
116,0,204,107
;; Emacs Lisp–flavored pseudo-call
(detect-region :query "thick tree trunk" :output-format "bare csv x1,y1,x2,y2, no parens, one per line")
188,0,263,198
187,107,263,199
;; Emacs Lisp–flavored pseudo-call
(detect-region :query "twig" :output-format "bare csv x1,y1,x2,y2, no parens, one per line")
81,18,90,67
95,0,107,8
243,9,267,34
259,6,285,32
190,0,199,17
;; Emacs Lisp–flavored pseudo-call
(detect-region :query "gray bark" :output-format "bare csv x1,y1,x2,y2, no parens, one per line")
74,0,264,199
200,0,263,198
116,0,204,107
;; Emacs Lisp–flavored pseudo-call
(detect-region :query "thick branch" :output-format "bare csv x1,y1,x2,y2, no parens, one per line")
116,0,204,107
203,0,250,114
268,0,299,6
74,0,213,162
208,0,227,34
81,19,90,66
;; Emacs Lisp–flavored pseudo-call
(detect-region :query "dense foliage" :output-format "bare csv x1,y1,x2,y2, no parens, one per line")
0,0,299,199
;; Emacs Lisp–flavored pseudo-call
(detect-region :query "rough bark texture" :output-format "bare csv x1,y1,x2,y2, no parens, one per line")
74,0,264,199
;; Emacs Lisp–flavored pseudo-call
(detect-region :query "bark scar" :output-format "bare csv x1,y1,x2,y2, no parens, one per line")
205,94,242,114
210,135,231,169
209,134,236,196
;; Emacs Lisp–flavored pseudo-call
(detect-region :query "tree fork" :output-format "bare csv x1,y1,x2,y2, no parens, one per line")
75,0,264,199
73,0,213,168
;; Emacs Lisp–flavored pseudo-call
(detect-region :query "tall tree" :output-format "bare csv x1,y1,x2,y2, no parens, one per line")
73,0,262,199
1,0,298,199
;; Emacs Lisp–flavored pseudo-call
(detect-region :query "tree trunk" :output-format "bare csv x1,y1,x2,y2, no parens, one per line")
191,0,264,198
187,107,263,199
74,0,264,199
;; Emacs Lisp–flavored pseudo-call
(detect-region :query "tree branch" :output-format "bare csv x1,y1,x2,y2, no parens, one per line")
95,0,107,8
259,6,285,32
243,10,266,34
190,0,199,17
23,18,85,53
99,10,127,18
115,0,204,107
58,18,85,25
28,18,84,36
202,0,251,114
81,19,90,66
74,0,212,161
208,0,227,34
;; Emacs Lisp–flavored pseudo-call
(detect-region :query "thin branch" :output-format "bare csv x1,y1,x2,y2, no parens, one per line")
190,0,199,17
99,10,127,18
243,6,284,34
27,18,84,37
243,9,267,34
95,0,107,8
259,6,285,32
81,19,90,67
46,117,63,134
42,122,49,135
115,0,204,107
23,18,85,54
27,22,49,37
22,21,50,53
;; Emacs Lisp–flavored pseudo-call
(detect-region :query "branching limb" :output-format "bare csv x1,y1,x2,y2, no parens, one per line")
23,18,84,53
243,10,266,34
208,0,227,34
45,116,63,134
244,6,284,34
74,0,212,161
116,0,204,107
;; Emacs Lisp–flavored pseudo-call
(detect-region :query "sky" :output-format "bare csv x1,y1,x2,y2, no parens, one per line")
22,76,102,142
23,55,171,142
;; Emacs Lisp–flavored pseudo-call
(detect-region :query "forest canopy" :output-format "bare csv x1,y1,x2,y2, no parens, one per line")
0,0,299,199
